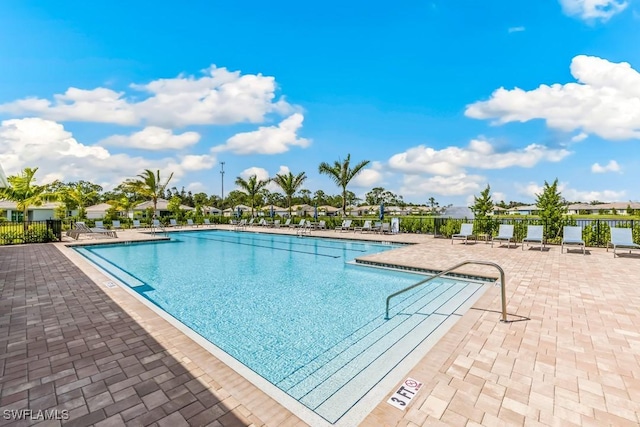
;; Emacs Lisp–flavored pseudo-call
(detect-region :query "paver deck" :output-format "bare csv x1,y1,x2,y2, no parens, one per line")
2,226,640,426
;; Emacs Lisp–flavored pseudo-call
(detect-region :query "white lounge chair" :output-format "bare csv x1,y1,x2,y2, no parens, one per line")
317,220,326,230
169,219,179,228
132,219,142,229
203,218,213,227
112,220,121,230
335,219,352,232
94,220,105,229
354,220,372,233
186,219,196,227
452,223,475,245
491,224,515,248
272,219,280,228
608,227,640,257
522,225,544,251
378,223,391,234
293,219,306,228
562,226,585,255
68,221,117,239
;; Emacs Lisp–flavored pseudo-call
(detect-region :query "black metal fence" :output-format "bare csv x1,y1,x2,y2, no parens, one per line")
0,220,62,245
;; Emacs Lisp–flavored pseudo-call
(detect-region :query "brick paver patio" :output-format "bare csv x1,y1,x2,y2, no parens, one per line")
2,227,640,426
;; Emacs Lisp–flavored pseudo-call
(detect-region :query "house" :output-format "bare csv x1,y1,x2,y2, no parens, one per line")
318,205,340,216
567,202,640,215
490,206,507,216
506,205,539,215
290,204,314,216
223,205,251,217
133,198,195,217
85,202,117,219
0,201,62,221
259,205,287,217
202,206,222,215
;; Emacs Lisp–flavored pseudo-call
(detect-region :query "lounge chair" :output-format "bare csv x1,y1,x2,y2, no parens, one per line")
278,219,290,228
247,218,255,227
561,226,585,255
68,221,117,240
234,219,247,230
317,220,326,230
335,219,352,232
608,227,640,257
354,220,372,233
203,218,213,227
491,224,515,248
112,220,121,230
372,221,382,233
522,225,544,251
452,223,475,245
379,223,391,234
169,219,180,228
132,219,142,229
152,219,162,228
296,220,312,236
272,219,280,228
94,220,105,229
186,219,197,227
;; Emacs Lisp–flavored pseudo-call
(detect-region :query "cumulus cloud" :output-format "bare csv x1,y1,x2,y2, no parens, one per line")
99,126,201,150
0,118,212,188
559,0,628,21
0,66,294,128
388,139,570,175
465,55,640,140
591,159,621,173
571,132,588,142
400,173,485,197
351,169,383,187
214,113,310,155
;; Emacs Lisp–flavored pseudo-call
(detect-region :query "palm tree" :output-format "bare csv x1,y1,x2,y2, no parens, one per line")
0,167,59,229
235,175,270,217
125,169,173,218
318,154,370,216
271,171,307,217
60,181,101,219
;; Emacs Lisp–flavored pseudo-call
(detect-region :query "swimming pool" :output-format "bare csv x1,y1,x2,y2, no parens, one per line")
76,230,488,425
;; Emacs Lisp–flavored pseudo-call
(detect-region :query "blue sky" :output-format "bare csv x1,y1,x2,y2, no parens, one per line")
1,0,639,205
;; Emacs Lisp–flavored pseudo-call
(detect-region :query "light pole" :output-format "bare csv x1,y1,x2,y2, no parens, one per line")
220,161,225,216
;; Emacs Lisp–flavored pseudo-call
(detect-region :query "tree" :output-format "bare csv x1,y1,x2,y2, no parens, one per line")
535,178,567,240
234,175,270,217
271,171,307,216
58,181,102,219
318,154,370,216
125,169,173,218
0,167,59,228
470,185,494,233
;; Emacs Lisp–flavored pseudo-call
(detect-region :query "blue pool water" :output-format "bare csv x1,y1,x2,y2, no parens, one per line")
76,230,486,424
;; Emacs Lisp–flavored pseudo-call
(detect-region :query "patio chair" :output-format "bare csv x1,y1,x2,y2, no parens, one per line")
203,218,213,227
234,219,247,230
94,220,105,229
279,219,291,228
187,219,196,227
335,219,352,232
608,227,640,257
491,224,515,248
452,223,475,245
561,226,585,255
272,219,280,228
354,220,372,233
522,225,544,251
296,220,312,236
247,218,255,227
68,221,117,240
132,219,142,229
152,219,162,228
317,220,326,230
112,220,121,230
169,219,179,228
379,223,391,234
372,221,382,233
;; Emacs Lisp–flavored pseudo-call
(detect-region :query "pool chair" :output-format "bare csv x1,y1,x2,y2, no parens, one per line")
296,220,312,236
372,221,382,233
451,223,475,245
279,219,291,228
608,227,640,257
561,226,585,255
317,220,326,230
522,225,544,251
247,218,255,227
272,219,280,228
203,218,213,227
491,224,515,248
379,223,391,234
132,219,142,229
354,220,372,233
335,219,353,232
112,220,121,230
94,220,105,229
186,219,196,227
257,218,267,227
234,219,247,230
168,218,180,228
68,221,117,240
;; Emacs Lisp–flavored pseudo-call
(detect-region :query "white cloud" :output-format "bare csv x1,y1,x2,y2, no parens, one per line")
559,0,628,21
492,191,507,202
0,118,209,189
591,159,621,173
388,139,570,175
99,126,201,151
186,182,207,193
466,55,640,140
571,132,588,142
0,66,295,128
214,113,310,155
351,169,383,187
400,173,485,197
508,26,526,33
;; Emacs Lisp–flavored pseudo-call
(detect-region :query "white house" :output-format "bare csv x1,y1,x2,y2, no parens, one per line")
133,198,194,217
85,202,117,219
0,201,61,221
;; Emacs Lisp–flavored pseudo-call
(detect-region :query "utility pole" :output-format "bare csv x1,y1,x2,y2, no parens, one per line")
220,161,225,213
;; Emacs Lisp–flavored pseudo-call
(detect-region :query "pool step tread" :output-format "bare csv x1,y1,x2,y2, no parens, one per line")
316,314,461,422
77,248,146,287
289,281,478,402
418,281,485,315
277,280,452,390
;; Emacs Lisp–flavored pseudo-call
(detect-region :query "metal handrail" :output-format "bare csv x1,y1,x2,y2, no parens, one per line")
385,260,507,322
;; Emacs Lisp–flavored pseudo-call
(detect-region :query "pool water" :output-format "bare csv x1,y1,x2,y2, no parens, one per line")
76,230,487,424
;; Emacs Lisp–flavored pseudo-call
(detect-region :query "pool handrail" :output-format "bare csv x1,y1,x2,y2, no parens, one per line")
384,260,507,322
